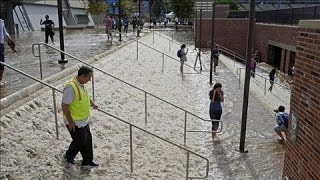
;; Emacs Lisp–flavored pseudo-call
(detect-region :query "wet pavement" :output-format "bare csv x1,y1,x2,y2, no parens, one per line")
0,29,288,179
0,28,139,98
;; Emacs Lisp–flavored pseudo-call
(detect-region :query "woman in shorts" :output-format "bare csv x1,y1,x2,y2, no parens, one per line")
209,83,224,141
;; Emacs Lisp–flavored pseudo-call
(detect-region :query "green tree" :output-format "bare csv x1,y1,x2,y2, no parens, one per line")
120,0,134,17
216,0,239,10
168,0,195,19
85,0,108,15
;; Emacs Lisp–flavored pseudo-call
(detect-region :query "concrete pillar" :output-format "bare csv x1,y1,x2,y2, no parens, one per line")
0,0,16,35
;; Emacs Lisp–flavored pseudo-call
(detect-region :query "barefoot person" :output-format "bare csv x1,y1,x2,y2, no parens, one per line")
62,66,99,167
209,83,224,141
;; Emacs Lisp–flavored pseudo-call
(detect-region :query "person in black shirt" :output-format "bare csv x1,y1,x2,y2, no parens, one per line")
268,69,276,92
40,15,55,44
212,46,219,73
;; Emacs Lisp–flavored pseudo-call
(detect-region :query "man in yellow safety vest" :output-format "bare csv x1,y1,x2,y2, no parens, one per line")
62,66,99,167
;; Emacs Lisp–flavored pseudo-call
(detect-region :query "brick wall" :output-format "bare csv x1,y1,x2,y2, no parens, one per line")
195,19,299,65
196,18,249,57
283,20,320,180
255,23,298,63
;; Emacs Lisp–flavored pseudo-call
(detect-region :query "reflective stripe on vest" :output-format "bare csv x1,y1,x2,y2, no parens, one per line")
65,79,90,121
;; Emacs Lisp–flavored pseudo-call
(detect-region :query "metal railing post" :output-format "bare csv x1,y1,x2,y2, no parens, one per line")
129,124,133,173
153,31,154,44
169,40,171,52
52,89,59,140
264,78,267,95
162,54,164,73
38,44,43,79
186,151,190,180
92,70,95,102
136,41,139,60
184,111,187,146
145,92,147,125
238,68,242,90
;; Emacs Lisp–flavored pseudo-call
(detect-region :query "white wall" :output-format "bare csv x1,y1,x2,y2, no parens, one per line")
22,4,66,31
70,8,94,26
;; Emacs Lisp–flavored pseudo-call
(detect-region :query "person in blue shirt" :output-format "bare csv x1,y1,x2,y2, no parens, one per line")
274,105,289,143
209,83,224,141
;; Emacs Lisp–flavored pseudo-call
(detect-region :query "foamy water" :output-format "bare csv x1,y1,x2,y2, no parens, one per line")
0,32,286,179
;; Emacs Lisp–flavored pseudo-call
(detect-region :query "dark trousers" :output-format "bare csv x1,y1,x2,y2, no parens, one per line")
45,30,54,43
66,124,93,164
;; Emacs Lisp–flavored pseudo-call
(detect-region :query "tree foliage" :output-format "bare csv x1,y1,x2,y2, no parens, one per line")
168,0,195,19
85,0,108,15
216,0,239,10
120,0,134,17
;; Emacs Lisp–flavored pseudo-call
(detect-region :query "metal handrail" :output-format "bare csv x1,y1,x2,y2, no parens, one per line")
97,109,209,180
0,62,61,139
153,31,181,46
136,40,199,73
32,43,223,146
0,61,209,179
214,44,291,91
236,67,291,94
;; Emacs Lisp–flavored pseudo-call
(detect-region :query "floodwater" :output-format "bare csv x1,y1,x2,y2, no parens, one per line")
0,29,286,179
0,28,137,98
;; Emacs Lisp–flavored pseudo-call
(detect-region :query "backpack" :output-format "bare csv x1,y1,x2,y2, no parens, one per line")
177,49,182,58
278,113,289,128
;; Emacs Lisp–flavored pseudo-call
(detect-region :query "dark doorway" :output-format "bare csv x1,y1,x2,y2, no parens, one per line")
268,45,282,69
288,51,296,76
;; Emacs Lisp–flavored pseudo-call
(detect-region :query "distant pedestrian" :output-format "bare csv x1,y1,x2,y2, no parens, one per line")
40,15,55,44
274,105,289,144
0,18,15,86
62,66,99,167
178,44,188,74
175,17,179,30
164,17,168,28
254,48,261,63
123,17,129,35
111,16,116,35
136,17,143,37
103,15,112,42
152,17,157,26
132,16,137,33
250,54,256,78
209,83,224,141
268,69,276,92
212,46,220,73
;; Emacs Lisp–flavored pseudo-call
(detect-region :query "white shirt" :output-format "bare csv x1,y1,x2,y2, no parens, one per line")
62,77,90,127
0,19,10,44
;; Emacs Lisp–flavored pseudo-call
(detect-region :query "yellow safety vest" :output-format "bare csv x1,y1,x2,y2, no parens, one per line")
65,78,90,121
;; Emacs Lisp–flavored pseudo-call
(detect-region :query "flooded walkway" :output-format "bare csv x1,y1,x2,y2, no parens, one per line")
0,31,287,179
0,28,139,98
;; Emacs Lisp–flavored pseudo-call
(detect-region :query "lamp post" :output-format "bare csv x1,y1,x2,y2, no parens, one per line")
209,0,216,84
149,0,152,29
118,0,122,42
139,0,141,16
57,0,67,64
